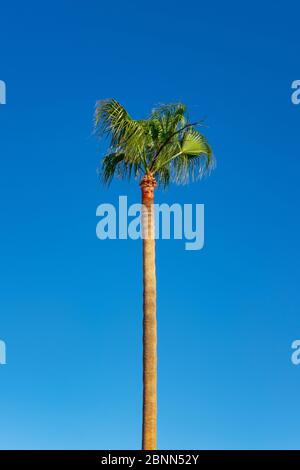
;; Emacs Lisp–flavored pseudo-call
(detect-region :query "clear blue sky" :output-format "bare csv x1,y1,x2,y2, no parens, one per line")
0,0,300,450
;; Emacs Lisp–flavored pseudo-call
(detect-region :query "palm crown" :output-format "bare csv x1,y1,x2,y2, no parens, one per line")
95,99,214,186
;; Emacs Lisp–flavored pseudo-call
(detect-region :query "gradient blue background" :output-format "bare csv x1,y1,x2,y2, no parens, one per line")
1,0,300,449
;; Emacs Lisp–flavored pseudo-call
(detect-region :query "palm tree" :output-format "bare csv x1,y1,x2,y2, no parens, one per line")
95,99,214,450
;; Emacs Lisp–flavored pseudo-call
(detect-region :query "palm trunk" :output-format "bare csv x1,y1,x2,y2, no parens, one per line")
140,174,157,450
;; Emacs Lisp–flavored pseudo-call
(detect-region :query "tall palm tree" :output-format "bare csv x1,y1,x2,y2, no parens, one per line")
95,99,214,450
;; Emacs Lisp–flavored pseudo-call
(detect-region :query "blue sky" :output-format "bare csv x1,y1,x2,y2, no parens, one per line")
0,0,300,450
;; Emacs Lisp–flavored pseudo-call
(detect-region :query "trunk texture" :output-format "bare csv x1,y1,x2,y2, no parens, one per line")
140,174,157,450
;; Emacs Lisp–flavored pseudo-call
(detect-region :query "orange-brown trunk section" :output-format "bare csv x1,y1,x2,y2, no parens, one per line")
140,174,157,450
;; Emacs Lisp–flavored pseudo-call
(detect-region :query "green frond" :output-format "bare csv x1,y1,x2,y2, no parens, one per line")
149,103,186,144
156,164,171,188
95,99,132,141
95,98,215,187
151,103,186,126
154,127,214,184
181,129,212,158
99,152,143,185
95,99,147,157
95,99,151,182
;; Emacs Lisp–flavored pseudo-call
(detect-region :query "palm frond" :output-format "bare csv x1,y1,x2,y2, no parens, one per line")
95,99,147,156
154,127,215,184
95,99,150,182
95,99,215,187
99,151,143,185
181,128,212,158
151,103,186,128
